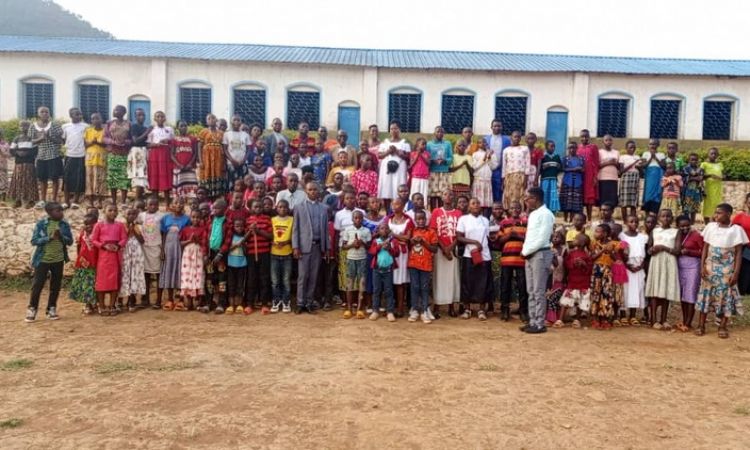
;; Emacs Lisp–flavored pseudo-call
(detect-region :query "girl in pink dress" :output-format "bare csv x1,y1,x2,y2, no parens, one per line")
171,120,199,199
92,204,128,315
408,138,430,203
180,209,208,310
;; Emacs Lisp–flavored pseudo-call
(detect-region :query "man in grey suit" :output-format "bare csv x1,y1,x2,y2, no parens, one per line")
292,181,331,314
264,117,289,159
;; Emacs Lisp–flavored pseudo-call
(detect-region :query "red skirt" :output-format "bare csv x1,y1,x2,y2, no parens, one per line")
95,250,122,292
148,145,173,191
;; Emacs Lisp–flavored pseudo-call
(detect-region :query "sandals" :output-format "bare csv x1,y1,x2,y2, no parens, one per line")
343,310,352,319
718,327,729,339
197,305,210,314
694,326,706,336
612,319,622,327
224,306,235,315
571,320,581,329
553,320,564,328
356,310,366,320
243,306,253,315
619,318,630,327
652,322,663,330
261,306,271,315
477,310,487,321
173,301,187,311
629,318,641,327
162,301,174,311
676,323,690,333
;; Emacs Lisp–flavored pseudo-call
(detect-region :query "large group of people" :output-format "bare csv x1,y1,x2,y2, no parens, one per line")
10,104,748,339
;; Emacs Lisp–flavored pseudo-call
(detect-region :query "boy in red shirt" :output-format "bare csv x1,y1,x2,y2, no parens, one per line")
244,199,273,314
497,200,528,321
226,191,250,225
559,233,593,328
408,210,439,323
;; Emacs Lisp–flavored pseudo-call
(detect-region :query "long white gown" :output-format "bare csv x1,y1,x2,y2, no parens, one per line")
377,138,411,199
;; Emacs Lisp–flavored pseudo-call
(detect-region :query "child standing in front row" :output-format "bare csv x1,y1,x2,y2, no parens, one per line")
547,229,567,325
619,215,648,326
558,234,593,328
270,200,294,313
589,223,618,329
206,199,228,313
245,199,273,314
92,204,128,316
645,209,681,330
368,222,400,322
407,210,438,324
119,208,146,313
341,210,372,319
160,199,190,311
180,209,208,311
223,218,248,315
26,202,74,322
139,197,164,309
70,213,98,314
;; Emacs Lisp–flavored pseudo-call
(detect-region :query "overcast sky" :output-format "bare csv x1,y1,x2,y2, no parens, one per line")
56,0,746,60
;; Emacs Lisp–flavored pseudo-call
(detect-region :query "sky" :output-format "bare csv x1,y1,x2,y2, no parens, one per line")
55,0,747,60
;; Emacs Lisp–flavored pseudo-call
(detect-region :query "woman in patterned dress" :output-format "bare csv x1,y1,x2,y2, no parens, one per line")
198,114,225,199
104,105,132,206
171,120,199,199
119,208,146,312
147,111,175,205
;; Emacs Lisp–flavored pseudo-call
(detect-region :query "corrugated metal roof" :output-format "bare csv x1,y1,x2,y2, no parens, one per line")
2,34,750,77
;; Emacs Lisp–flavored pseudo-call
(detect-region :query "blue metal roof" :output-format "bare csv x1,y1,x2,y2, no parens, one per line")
1,34,750,77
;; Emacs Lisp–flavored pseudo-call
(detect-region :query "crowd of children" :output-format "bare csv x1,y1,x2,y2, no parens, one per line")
11,107,747,340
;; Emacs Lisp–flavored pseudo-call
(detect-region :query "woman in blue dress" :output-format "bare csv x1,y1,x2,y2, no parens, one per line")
560,142,584,222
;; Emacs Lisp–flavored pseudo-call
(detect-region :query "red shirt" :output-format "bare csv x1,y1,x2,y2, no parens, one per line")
350,169,379,197
75,230,98,268
245,214,272,255
680,230,704,258
289,135,316,154
429,207,462,247
408,228,438,271
732,212,750,248
564,249,593,290
180,225,208,254
226,206,250,225
499,217,527,267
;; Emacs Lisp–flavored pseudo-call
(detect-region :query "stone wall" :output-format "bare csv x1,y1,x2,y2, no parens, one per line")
1,181,749,276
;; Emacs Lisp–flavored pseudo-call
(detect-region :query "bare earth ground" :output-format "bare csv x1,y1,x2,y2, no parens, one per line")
1,291,750,450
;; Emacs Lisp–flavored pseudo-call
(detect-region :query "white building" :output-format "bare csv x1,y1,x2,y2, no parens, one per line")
1,34,749,148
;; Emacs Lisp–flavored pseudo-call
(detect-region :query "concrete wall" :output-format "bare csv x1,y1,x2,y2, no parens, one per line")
1,52,749,140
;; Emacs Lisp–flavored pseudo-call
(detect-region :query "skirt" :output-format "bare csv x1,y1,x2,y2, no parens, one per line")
433,251,460,305
678,255,700,304
63,156,85,194
107,154,131,191
660,196,682,219
393,249,409,285
148,145,173,192
540,178,560,213
451,183,471,200
502,172,526,210
409,177,429,203
461,258,492,304
472,179,493,207
644,253,680,302
622,258,645,309
598,180,618,206
428,172,451,198
95,249,122,292
559,184,582,213
120,236,146,297
642,165,663,214
619,171,639,207
682,187,703,216
200,145,226,198
697,246,744,317
590,264,615,320
180,243,205,297
159,228,182,289
8,163,38,202
69,268,96,305
173,168,199,199
143,245,162,274
86,165,107,197
338,249,349,292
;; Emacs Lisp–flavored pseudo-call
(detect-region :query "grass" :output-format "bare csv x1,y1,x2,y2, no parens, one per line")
478,363,499,372
734,405,750,416
0,418,23,429
0,275,71,293
1,358,33,371
94,361,137,375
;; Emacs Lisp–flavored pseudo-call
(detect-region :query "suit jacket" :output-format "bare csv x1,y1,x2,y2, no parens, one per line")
292,199,332,254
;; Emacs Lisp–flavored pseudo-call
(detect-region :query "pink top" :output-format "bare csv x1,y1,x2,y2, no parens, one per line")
92,221,128,250
410,150,430,179
351,169,379,197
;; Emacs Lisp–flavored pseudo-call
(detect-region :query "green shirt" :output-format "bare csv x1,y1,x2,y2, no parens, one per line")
41,220,64,263
665,155,685,172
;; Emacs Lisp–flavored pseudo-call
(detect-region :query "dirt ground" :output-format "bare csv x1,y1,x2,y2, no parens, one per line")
1,291,750,450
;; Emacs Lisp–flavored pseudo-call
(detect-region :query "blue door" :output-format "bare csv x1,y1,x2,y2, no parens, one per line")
129,99,151,125
338,106,361,145
545,110,568,158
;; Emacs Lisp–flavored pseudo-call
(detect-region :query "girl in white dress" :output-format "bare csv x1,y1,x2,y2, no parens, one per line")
471,139,498,214
386,197,414,317
644,209,681,330
619,215,648,325
377,120,411,210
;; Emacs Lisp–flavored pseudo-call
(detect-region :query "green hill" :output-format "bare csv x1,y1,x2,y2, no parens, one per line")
0,0,112,38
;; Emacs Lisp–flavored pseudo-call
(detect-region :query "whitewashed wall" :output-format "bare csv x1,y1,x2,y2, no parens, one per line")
1,52,749,139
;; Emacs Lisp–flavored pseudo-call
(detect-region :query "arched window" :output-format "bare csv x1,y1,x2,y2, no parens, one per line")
286,84,320,130
703,94,737,140
495,90,529,135
441,88,475,134
76,77,111,121
233,83,266,128
650,93,683,139
388,86,422,133
179,80,212,125
20,75,54,118
597,91,631,138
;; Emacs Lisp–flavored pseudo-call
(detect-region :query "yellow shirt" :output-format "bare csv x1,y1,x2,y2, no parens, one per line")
566,228,593,247
84,127,106,167
271,216,293,256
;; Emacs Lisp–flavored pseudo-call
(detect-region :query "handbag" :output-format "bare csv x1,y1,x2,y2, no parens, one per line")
611,260,628,284
470,248,484,266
